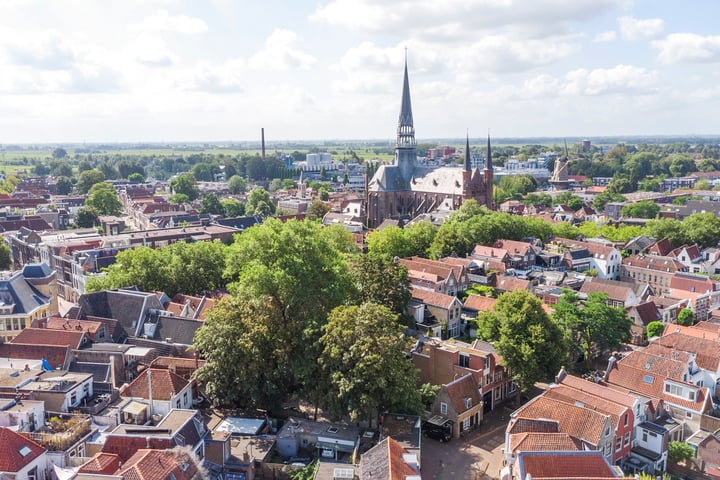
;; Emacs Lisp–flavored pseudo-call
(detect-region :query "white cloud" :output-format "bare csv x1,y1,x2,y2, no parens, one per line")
247,29,317,71
563,64,656,95
456,35,577,73
132,9,208,34
594,30,616,43
0,29,77,70
125,33,179,67
618,16,664,41
653,33,720,64
185,59,247,92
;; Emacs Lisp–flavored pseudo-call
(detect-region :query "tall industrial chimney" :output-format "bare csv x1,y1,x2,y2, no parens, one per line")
261,128,266,162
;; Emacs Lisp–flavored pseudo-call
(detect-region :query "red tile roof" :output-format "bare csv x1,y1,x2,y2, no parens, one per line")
77,452,120,474
544,385,627,429
0,426,46,473
512,396,610,446
387,437,418,480
495,275,531,292
0,343,71,370
118,448,200,480
12,327,88,349
648,238,673,256
580,279,634,304
122,368,189,401
558,375,637,409
411,287,459,309
619,350,689,382
42,316,103,339
463,294,496,312
444,374,482,414
656,331,720,370
509,432,582,455
519,451,617,479
622,254,685,273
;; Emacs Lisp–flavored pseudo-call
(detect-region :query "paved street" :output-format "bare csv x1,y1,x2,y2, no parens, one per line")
421,406,514,480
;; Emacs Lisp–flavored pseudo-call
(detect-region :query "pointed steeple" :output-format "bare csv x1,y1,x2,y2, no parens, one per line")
464,132,471,172
485,132,493,171
398,50,414,131
396,50,417,183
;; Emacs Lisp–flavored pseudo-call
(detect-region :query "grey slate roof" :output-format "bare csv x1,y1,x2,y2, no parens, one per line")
78,290,162,338
0,271,50,314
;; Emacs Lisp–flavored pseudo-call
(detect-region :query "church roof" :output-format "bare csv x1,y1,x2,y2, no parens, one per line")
399,57,414,129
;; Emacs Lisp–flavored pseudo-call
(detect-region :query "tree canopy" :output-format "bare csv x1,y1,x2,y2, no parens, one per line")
492,290,566,399
171,173,200,201
319,302,422,423
85,182,123,216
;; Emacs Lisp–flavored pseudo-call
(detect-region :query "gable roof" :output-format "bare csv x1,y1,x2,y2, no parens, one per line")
495,275,531,292
471,245,509,261
0,426,46,473
544,385,627,429
410,287,459,309
580,279,634,303
512,396,610,446
78,289,161,338
626,301,661,326
122,368,190,401
517,450,618,479
509,432,582,455
622,254,685,273
77,452,121,474
463,294,496,312
360,437,419,480
0,343,71,370
42,316,104,339
12,327,89,349
444,374,482,414
118,448,200,480
618,350,688,382
654,331,720,371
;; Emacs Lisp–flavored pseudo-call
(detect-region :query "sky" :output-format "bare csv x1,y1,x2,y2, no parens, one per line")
1,0,719,144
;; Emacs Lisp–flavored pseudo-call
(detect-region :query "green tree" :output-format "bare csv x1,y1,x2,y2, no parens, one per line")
85,183,123,216
366,226,412,259
199,193,224,215
307,199,330,221
493,290,567,402
621,200,660,219
552,290,632,368
647,321,665,339
168,193,190,205
128,172,145,183
221,198,246,217
55,176,73,195
0,244,12,270
403,221,437,258
76,169,106,194
552,222,581,240
320,224,358,255
77,159,93,173
227,175,247,194
643,218,687,247
677,308,694,326
222,219,354,408
269,178,283,192
683,212,720,248
350,255,411,318
246,156,265,180
52,147,67,159
592,191,625,213
87,240,227,297
246,188,275,216
75,206,100,228
319,303,422,423
667,441,694,465
170,173,200,201
668,154,698,177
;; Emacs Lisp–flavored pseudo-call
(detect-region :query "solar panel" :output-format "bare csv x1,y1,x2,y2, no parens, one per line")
333,468,355,479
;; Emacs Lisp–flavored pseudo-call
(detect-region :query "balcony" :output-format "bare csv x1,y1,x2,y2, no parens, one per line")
23,415,92,451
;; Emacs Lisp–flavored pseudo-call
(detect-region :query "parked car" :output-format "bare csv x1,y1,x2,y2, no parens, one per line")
422,421,452,442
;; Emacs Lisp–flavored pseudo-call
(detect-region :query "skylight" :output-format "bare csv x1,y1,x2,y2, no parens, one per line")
19,445,32,457
642,375,654,384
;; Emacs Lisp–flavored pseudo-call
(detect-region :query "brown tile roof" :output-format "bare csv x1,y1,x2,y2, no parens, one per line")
121,368,189,401
0,343,71,370
670,244,703,261
648,238,673,256
518,451,617,479
693,321,720,334
618,350,688,382
118,448,200,480
472,245,509,261
149,356,206,371
622,254,685,272
558,375,637,409
544,385,627,429
387,437,419,479
77,452,120,474
655,331,720,371
42,316,103,339
507,417,560,435
0,426,46,473
604,361,710,412
493,239,536,254
580,279,634,303
495,275,530,292
626,301,661,326
445,374,482,414
411,287,458,309
400,257,455,282
670,273,717,293
552,237,616,257
12,327,89,349
513,396,610,446
509,432,582,455
463,294,496,312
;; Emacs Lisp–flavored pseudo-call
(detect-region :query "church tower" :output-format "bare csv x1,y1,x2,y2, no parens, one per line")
484,133,494,209
462,133,472,197
396,54,416,184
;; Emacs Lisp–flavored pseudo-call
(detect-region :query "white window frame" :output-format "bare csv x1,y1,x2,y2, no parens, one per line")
440,402,447,415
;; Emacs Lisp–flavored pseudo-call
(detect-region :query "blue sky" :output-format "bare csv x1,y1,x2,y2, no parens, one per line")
0,0,719,143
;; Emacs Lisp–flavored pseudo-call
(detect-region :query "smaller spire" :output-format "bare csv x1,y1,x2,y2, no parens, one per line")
485,131,493,171
465,131,471,172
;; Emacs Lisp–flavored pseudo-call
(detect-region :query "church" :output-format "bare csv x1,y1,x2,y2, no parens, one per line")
365,59,495,228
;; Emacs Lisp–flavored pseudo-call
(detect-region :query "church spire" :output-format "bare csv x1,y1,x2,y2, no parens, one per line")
485,132,493,171
396,51,416,183
465,131,471,172
397,51,415,148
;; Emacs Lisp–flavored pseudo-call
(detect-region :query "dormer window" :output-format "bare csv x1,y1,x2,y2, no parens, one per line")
465,397,472,409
